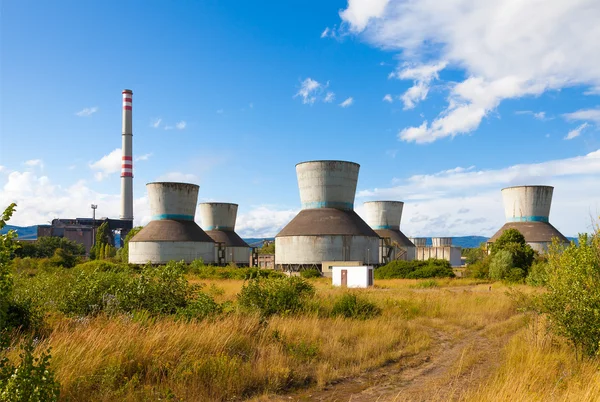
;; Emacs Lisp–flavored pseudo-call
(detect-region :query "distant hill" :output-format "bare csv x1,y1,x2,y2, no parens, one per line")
0,225,38,240
243,238,275,247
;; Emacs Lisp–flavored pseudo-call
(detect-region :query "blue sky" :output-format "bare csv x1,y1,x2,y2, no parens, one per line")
1,0,600,237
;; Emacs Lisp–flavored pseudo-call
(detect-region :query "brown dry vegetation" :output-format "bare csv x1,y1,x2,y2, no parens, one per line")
7,277,600,401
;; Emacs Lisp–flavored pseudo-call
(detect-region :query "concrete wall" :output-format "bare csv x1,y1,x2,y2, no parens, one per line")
415,246,462,267
364,201,404,230
221,246,251,265
147,182,199,221
275,235,380,266
410,237,427,247
129,241,215,264
502,185,553,223
296,161,359,210
332,266,374,288
199,203,238,231
256,254,275,269
379,244,416,263
432,237,452,247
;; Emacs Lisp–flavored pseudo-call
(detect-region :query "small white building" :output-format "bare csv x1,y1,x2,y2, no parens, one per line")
332,266,374,288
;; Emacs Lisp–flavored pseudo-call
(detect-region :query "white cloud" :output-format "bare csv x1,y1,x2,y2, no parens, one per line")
295,78,322,105
89,149,121,181
236,206,298,238
324,92,335,103
175,121,186,130
340,97,354,108
356,149,600,236
564,123,589,140
338,0,600,143
339,0,389,33
150,118,162,128
135,153,153,162
321,27,330,38
390,61,447,109
0,166,5,173
76,107,99,117
563,108,600,124
24,159,44,170
534,112,547,120
383,94,393,102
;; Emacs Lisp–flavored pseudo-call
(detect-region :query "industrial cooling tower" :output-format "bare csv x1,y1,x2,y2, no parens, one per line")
199,203,251,266
364,201,416,262
275,160,380,270
488,185,568,253
128,182,216,264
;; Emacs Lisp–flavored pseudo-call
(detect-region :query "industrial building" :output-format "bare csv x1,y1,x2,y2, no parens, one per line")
364,201,416,263
199,203,251,266
488,185,569,253
409,237,462,267
128,182,216,264
275,160,380,271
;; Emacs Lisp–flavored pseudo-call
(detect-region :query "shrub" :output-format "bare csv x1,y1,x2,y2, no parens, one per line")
0,335,60,401
490,228,535,275
526,260,549,286
237,276,315,316
465,256,491,279
489,250,513,281
331,293,381,320
176,292,222,321
187,262,284,280
537,234,600,358
14,236,85,259
506,267,526,283
118,226,143,263
375,259,454,279
300,268,321,279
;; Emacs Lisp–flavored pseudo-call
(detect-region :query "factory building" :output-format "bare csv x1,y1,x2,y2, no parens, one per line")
488,185,569,253
128,182,216,264
364,201,416,263
409,237,462,267
199,203,251,266
275,160,380,271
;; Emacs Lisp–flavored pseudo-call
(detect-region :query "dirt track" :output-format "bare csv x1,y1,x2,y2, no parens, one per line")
260,320,519,402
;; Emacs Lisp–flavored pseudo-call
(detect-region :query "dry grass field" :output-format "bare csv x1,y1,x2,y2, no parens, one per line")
6,276,600,401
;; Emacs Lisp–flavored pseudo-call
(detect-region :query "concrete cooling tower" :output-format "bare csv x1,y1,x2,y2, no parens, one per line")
364,201,416,262
128,182,216,264
489,185,568,253
199,203,251,266
275,160,380,270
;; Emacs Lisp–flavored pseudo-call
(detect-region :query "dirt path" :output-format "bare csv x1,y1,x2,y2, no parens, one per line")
259,322,518,402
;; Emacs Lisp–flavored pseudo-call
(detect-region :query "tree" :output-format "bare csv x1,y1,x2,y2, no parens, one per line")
15,236,85,259
92,221,113,260
118,226,143,263
257,242,275,255
0,203,18,330
489,250,513,280
490,228,535,275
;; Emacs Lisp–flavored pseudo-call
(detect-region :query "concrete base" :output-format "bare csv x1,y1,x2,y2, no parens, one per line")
129,241,216,264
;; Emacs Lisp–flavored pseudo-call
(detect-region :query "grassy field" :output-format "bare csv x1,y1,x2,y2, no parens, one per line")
5,274,600,401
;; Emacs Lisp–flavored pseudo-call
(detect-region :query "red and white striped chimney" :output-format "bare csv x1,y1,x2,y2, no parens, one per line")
120,89,133,221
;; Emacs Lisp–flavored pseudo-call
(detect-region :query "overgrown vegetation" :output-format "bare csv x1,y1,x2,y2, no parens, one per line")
375,259,455,279
330,293,381,319
300,268,321,279
257,241,275,254
238,276,315,316
117,226,142,263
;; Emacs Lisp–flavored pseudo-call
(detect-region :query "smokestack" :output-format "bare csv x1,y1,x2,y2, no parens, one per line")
120,89,133,221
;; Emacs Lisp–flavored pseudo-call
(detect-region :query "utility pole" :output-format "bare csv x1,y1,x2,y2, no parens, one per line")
91,204,97,250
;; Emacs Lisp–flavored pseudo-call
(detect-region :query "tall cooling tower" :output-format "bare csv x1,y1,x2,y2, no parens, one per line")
128,182,216,264
199,203,251,266
275,160,380,270
364,201,415,261
489,185,568,253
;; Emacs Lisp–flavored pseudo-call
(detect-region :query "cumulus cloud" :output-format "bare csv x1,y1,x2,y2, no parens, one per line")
324,92,335,103
236,206,298,238
24,159,44,170
150,118,162,128
89,149,121,181
356,149,600,236
337,0,600,143
175,121,186,130
321,27,330,38
340,97,354,107
564,123,589,140
135,153,153,162
390,61,447,109
76,107,99,117
382,94,393,102
516,111,548,120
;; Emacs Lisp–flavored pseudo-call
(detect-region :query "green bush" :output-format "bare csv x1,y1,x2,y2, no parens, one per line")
300,268,321,279
526,260,549,286
465,256,491,279
176,292,222,321
0,335,60,401
237,276,315,316
490,229,535,275
375,259,454,279
331,293,381,320
536,234,600,358
489,250,513,281
187,261,284,280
